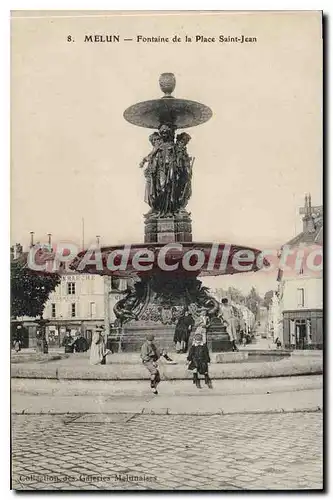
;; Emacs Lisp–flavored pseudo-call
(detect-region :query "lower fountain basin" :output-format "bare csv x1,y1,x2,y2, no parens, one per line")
215,351,290,364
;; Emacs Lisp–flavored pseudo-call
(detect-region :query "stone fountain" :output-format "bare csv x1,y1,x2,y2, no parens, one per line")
71,73,268,352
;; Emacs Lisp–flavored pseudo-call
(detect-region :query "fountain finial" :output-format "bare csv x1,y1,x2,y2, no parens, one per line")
124,73,212,129
159,73,176,98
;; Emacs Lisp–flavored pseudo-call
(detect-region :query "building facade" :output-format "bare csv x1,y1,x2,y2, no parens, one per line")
13,274,127,348
276,194,323,349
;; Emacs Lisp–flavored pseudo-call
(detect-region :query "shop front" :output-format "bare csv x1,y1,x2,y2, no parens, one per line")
283,309,323,349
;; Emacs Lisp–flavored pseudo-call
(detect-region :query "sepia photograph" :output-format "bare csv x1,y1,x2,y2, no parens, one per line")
10,10,323,491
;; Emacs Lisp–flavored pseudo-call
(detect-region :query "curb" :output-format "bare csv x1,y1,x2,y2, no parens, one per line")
11,363,323,380
13,407,323,416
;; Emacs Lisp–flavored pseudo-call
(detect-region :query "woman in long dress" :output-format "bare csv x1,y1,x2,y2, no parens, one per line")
89,326,107,365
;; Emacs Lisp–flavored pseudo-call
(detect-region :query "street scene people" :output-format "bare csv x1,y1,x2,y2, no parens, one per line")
219,298,239,352
187,332,213,389
173,308,194,353
73,333,89,353
275,337,282,349
62,330,75,354
140,333,162,394
13,338,22,352
140,333,174,394
89,326,108,365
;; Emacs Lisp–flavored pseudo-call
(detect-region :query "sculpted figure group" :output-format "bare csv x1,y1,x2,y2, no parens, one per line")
113,277,221,328
139,124,194,217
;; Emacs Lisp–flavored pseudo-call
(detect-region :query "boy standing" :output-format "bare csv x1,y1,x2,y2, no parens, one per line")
140,334,173,394
187,333,213,389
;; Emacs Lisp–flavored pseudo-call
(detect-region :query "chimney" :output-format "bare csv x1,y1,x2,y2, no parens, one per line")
47,233,52,246
302,193,315,233
30,231,34,248
96,235,100,248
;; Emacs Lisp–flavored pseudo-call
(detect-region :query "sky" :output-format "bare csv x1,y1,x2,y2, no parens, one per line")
11,11,322,295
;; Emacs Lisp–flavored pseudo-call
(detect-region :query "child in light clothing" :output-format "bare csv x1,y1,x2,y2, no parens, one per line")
140,334,173,394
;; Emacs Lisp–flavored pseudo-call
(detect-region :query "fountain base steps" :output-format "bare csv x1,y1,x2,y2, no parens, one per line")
109,324,233,353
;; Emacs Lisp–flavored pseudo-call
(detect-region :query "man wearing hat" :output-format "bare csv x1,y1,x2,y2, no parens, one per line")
140,334,162,394
140,334,173,394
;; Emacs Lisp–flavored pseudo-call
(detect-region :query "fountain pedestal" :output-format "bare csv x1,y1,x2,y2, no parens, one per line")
144,212,192,244
208,317,233,352
113,321,232,353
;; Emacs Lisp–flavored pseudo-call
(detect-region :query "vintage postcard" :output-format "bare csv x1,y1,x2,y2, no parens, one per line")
11,10,323,491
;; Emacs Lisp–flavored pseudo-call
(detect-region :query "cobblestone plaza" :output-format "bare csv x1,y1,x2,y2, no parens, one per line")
12,412,323,491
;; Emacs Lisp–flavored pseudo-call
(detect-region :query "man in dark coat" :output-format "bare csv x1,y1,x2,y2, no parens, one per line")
62,331,74,354
174,309,195,353
73,333,89,353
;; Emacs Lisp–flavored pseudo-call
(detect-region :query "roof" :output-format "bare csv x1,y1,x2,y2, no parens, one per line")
285,217,323,248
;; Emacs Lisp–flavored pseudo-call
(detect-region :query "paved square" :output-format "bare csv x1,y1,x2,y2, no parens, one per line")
11,412,323,490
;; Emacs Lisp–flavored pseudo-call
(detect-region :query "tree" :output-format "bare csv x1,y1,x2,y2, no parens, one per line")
214,288,228,301
227,286,246,304
214,287,246,304
245,286,262,318
11,259,61,319
263,290,275,309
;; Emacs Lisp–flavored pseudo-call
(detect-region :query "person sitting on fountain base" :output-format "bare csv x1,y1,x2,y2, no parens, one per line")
187,333,212,389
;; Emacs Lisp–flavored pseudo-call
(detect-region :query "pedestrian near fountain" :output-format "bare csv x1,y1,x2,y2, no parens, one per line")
140,334,162,394
13,338,21,352
62,330,75,354
174,308,195,353
220,298,239,352
275,337,282,349
187,333,212,389
73,332,89,353
89,326,107,365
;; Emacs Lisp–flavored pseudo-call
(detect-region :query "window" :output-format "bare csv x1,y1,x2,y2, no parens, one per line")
71,303,76,317
90,302,96,318
67,282,76,295
51,303,56,318
297,288,305,308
